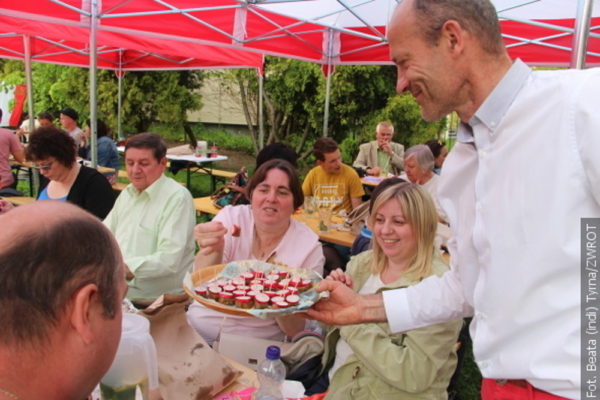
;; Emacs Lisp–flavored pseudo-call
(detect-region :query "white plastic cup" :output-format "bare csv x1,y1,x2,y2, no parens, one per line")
195,141,208,158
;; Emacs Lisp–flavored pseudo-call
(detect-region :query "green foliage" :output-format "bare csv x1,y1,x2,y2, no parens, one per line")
193,127,254,154
339,135,362,165
373,95,446,148
0,60,204,135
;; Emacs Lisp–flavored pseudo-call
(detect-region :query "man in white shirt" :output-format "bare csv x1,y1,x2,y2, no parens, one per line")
59,107,86,152
308,0,599,399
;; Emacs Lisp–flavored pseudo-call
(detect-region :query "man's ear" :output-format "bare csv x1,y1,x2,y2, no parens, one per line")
69,283,100,345
160,157,168,167
316,159,324,167
441,20,465,55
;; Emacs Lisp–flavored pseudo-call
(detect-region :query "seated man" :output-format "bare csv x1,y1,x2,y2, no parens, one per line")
0,201,127,400
353,121,405,176
303,137,364,214
104,132,196,302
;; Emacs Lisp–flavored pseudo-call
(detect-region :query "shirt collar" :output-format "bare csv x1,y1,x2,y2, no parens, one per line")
125,174,166,198
457,59,532,143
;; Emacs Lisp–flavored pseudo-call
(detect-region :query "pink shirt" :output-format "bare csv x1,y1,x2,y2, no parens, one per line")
187,205,324,344
0,128,21,187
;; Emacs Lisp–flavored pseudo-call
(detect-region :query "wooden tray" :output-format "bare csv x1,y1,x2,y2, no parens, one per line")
184,264,251,317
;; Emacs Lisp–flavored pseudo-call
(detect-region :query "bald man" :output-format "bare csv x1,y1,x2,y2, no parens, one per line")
0,202,127,400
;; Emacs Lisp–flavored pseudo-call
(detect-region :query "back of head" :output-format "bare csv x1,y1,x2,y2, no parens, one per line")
26,126,77,167
405,144,435,171
425,139,446,158
312,137,339,162
87,119,110,138
0,202,121,347
256,142,299,168
247,158,304,209
369,181,438,279
412,0,504,55
125,132,167,161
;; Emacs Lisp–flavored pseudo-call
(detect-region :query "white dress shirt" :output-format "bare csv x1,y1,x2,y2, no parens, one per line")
383,59,600,399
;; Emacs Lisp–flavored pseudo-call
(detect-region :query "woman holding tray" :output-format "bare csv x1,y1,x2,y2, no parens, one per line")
187,159,325,345
319,182,461,399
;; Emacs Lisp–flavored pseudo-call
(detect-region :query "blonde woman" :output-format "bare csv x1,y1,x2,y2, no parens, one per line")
321,182,461,400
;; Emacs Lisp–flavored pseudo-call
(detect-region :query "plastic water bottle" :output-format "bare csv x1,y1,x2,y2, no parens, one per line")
255,345,286,400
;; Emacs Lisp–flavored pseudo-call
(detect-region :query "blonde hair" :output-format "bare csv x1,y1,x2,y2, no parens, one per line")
369,182,438,279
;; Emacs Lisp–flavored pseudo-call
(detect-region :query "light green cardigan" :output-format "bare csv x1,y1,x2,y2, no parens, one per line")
322,250,462,400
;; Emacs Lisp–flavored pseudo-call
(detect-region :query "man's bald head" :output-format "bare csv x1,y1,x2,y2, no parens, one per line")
0,202,123,345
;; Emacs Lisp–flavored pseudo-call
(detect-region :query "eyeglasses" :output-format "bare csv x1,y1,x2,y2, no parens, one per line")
32,161,53,171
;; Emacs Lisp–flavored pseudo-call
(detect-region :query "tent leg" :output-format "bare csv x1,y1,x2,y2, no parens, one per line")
571,0,594,69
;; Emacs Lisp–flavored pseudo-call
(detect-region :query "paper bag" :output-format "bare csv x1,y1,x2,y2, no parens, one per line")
140,294,241,400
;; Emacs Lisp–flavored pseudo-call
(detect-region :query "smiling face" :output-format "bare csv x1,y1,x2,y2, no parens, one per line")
373,198,417,264
317,149,342,175
125,147,166,192
388,1,466,122
404,156,427,184
250,168,295,228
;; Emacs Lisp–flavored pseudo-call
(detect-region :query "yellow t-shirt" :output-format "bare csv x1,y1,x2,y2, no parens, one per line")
302,164,365,213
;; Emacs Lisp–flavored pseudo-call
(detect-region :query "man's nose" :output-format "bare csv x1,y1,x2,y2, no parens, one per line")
396,73,409,94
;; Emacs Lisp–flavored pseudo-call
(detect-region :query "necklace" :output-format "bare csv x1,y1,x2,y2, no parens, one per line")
0,388,18,400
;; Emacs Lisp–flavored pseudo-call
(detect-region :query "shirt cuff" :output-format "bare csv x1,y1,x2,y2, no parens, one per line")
382,287,416,334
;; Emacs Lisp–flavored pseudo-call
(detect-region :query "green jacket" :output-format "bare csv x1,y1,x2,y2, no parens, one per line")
322,251,462,400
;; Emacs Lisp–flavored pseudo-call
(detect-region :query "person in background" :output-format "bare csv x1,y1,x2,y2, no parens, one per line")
0,109,25,190
189,159,324,344
303,137,364,214
25,126,115,219
256,142,299,169
59,107,87,157
402,144,448,224
87,118,120,184
104,132,196,304
425,139,448,174
353,121,405,176
15,113,40,143
320,182,461,399
0,201,127,400
37,112,54,128
309,0,598,398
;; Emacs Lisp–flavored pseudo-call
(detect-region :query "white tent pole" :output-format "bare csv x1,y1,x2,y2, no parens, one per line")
89,0,98,167
571,0,594,69
22,35,35,133
258,68,264,149
322,66,332,137
23,34,39,194
117,50,124,140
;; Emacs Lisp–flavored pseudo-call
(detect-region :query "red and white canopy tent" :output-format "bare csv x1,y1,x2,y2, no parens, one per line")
1,0,598,140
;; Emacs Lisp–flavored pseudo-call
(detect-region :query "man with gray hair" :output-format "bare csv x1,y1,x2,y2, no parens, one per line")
309,0,600,398
353,121,404,176
402,144,448,224
104,132,195,303
0,201,127,400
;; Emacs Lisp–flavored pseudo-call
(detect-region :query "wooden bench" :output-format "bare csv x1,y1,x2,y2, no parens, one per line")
194,168,237,192
112,182,129,192
193,196,220,216
4,196,36,206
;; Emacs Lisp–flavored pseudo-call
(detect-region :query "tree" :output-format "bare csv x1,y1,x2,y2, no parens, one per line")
0,60,204,136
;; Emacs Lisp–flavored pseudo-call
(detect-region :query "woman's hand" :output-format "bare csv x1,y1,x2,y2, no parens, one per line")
194,221,228,256
326,268,353,289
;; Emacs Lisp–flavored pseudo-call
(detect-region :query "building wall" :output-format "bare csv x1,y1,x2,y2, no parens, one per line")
187,76,250,127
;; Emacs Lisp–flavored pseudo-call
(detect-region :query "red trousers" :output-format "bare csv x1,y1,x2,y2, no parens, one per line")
481,378,571,400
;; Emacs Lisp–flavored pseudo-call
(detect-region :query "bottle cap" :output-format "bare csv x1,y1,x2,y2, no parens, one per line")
265,345,281,360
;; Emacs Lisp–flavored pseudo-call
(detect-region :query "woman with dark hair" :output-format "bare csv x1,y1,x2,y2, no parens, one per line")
188,159,325,344
425,139,448,175
321,182,461,399
86,119,119,184
26,126,115,219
